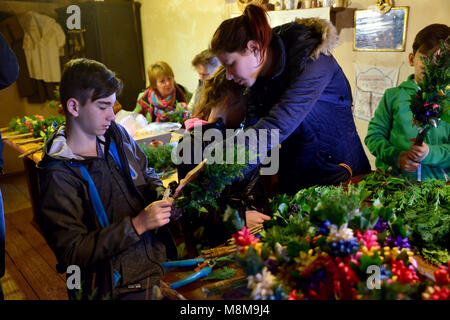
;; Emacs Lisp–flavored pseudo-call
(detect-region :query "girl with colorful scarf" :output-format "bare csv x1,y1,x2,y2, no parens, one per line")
134,61,192,122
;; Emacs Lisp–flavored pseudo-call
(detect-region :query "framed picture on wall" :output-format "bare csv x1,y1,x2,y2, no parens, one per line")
353,7,409,52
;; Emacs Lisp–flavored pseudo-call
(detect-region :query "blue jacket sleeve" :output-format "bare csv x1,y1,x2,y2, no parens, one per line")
0,32,19,90
251,55,334,146
230,55,334,175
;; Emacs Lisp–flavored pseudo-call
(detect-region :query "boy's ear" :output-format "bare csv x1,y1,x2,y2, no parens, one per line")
408,53,415,67
66,98,81,118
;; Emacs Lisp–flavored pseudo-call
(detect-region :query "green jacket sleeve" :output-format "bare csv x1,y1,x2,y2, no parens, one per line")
365,91,402,168
133,104,142,114
134,91,145,113
422,142,450,167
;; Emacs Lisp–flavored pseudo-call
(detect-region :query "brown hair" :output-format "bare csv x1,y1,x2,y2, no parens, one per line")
147,61,174,90
412,24,450,55
192,66,246,121
60,58,123,112
191,50,220,69
210,4,272,57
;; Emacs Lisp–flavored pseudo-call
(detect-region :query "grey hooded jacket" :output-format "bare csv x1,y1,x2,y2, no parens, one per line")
37,121,177,299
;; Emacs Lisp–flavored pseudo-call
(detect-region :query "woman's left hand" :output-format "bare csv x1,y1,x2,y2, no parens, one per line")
245,210,271,229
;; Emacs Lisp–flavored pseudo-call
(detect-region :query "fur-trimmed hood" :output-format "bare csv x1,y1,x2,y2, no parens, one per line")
270,17,339,80
294,17,339,59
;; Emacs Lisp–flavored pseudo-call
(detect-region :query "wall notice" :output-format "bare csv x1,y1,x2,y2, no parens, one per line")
353,64,400,121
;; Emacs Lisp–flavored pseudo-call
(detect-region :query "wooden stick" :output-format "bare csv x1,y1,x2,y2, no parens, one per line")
159,280,187,300
2,132,34,140
15,137,43,145
18,145,44,158
201,276,247,296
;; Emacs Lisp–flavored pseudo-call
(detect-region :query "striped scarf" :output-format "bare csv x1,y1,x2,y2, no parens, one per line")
137,85,186,122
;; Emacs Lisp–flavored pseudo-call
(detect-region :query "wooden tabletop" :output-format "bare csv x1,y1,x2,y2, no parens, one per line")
2,136,43,163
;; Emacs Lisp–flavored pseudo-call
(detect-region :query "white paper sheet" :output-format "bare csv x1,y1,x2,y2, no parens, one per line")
353,64,400,121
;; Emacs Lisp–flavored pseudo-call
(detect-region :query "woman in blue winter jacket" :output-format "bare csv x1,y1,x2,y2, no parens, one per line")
209,4,371,194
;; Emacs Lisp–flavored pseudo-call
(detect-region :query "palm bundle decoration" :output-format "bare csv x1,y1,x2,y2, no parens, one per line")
409,40,450,146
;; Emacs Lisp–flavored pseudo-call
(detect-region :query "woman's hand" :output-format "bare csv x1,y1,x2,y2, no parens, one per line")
245,210,271,229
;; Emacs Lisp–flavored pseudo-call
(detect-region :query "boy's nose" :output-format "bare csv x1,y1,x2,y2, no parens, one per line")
107,107,116,121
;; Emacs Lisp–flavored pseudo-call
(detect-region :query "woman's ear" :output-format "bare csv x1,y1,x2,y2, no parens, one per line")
66,98,80,118
408,52,415,67
247,40,261,56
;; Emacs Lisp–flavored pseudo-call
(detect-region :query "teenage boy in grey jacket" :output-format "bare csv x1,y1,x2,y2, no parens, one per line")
37,58,178,300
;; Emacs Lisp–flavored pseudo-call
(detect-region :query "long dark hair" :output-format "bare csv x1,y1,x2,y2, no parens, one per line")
210,4,272,57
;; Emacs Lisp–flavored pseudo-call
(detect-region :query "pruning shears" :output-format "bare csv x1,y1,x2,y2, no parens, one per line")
162,258,216,290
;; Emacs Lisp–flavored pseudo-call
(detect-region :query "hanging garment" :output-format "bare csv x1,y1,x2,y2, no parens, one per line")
18,11,65,83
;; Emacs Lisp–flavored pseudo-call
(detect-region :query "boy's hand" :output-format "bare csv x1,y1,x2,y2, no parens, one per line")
398,151,420,172
132,199,173,235
408,138,429,162
245,210,271,229
169,198,183,221
173,159,207,199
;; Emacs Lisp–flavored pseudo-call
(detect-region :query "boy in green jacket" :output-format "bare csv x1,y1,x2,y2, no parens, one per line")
365,24,450,181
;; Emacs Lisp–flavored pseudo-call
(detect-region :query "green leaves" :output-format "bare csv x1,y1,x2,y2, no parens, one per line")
174,145,248,216
202,267,236,281
235,247,265,276
139,143,175,176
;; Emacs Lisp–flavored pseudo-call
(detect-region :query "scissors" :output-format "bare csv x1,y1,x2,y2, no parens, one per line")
162,257,216,290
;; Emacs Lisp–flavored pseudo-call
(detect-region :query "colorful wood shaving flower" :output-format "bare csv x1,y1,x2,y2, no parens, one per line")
247,267,276,300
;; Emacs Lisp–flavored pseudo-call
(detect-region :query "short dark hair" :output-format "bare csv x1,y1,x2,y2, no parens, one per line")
191,50,219,69
412,23,450,55
59,58,123,112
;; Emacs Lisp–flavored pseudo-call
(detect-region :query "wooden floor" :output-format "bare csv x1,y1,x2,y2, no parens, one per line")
1,172,68,300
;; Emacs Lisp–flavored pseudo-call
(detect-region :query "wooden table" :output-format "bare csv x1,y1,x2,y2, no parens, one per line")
3,137,43,230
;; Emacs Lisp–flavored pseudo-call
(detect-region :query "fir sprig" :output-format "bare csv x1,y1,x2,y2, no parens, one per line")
139,143,175,177
409,40,450,143
174,145,248,215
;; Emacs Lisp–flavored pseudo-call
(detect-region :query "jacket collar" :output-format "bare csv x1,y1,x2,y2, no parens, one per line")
269,33,286,80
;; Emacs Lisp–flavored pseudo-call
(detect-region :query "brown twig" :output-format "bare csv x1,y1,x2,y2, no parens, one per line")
15,137,43,145
18,145,44,158
2,132,34,139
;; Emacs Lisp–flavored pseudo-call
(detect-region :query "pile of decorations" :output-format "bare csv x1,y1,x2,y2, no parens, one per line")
225,174,449,300
1,115,65,157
